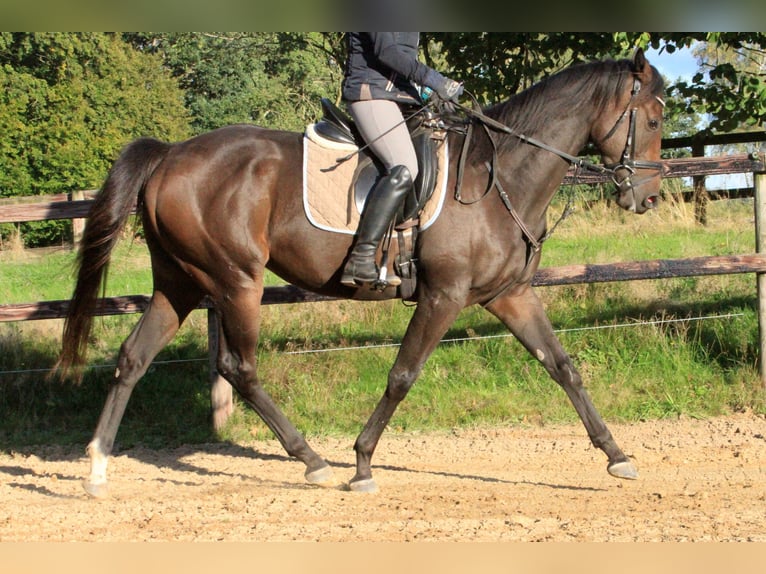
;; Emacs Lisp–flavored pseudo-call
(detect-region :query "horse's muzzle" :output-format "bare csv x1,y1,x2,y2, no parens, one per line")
642,193,660,211
611,164,662,214
614,183,660,214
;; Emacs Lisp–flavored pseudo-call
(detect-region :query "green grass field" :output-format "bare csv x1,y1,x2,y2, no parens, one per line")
1,190,764,449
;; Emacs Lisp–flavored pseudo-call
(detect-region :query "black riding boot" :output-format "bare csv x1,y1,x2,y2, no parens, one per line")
341,165,413,288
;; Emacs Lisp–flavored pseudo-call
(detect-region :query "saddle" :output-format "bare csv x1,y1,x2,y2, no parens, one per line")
313,98,441,226
309,98,446,298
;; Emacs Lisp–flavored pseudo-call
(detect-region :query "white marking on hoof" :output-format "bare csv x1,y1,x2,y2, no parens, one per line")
305,465,337,487
85,438,110,495
82,480,109,499
349,478,379,493
536,349,545,361
608,460,638,480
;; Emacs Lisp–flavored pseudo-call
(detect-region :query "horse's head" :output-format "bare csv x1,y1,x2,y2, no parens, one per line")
593,48,665,214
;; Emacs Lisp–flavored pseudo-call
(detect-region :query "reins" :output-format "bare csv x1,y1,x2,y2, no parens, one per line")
445,76,664,258
448,90,587,259
453,90,614,186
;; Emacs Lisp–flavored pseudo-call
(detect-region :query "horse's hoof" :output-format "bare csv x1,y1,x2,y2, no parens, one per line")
348,478,379,493
607,460,638,480
305,464,337,487
82,480,109,499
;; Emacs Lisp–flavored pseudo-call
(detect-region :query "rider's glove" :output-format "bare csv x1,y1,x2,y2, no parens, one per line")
424,69,464,104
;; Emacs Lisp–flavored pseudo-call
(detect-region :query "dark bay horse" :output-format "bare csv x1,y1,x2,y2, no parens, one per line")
56,49,665,497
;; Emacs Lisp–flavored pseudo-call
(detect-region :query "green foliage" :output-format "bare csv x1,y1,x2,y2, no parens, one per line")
1,33,191,198
0,33,191,245
430,32,764,135
429,32,637,102
16,220,71,248
643,32,766,133
2,32,764,248
124,32,340,133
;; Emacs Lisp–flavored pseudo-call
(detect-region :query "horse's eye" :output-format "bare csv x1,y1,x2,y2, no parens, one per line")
648,119,660,131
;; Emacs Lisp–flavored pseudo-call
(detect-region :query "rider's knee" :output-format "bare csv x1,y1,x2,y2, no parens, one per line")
389,164,415,187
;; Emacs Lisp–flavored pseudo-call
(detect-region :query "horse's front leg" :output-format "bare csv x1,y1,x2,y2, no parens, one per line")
486,284,638,480
350,292,463,493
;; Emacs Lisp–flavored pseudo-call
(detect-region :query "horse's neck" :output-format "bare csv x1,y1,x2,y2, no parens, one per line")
494,114,590,217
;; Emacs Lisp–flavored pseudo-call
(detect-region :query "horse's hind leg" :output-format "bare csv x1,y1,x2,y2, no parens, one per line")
213,289,335,486
83,288,199,498
485,285,637,480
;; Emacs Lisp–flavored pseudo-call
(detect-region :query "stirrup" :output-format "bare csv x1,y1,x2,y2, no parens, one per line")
374,227,401,289
342,271,401,290
376,266,401,288
341,263,401,290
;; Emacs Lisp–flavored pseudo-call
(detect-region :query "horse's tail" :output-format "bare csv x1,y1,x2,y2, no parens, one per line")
54,137,171,382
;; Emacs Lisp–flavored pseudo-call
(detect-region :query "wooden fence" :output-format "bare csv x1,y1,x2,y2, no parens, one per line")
2,146,765,428
662,131,766,224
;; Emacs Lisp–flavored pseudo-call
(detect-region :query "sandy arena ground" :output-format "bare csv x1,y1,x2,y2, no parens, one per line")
1,412,764,542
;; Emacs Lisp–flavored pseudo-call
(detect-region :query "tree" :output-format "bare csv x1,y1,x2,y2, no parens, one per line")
0,33,190,198
679,33,766,133
427,33,629,103
0,33,191,245
125,32,341,134
426,33,764,136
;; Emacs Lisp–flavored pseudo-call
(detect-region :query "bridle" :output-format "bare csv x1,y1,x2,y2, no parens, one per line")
599,76,665,192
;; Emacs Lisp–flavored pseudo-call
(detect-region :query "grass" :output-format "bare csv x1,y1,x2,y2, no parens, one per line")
1,187,764,450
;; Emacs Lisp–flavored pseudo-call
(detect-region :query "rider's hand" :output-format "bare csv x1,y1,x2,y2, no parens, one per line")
436,78,464,103
424,69,464,104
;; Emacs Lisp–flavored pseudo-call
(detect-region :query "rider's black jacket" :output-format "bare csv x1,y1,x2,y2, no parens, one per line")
341,32,433,105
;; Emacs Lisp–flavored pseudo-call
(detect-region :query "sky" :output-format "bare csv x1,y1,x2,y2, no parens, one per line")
645,46,699,83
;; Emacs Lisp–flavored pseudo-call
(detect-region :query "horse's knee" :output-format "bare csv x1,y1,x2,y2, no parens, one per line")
385,369,416,402
541,352,583,390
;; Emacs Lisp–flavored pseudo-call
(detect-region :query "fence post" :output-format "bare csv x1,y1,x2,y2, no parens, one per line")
70,190,85,245
207,308,233,430
754,150,766,390
692,138,709,225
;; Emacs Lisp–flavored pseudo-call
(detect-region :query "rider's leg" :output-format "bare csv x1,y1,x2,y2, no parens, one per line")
341,165,413,286
342,100,419,288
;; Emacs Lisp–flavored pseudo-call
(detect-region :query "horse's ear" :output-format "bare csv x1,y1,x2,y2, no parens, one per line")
632,47,648,74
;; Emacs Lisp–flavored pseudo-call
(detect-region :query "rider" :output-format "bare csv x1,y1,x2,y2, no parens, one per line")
340,32,463,288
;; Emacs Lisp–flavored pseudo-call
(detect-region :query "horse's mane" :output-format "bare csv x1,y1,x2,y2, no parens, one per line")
468,57,663,161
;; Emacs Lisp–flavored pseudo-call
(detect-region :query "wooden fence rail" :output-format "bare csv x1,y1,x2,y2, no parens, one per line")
4,254,766,323
2,151,765,428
